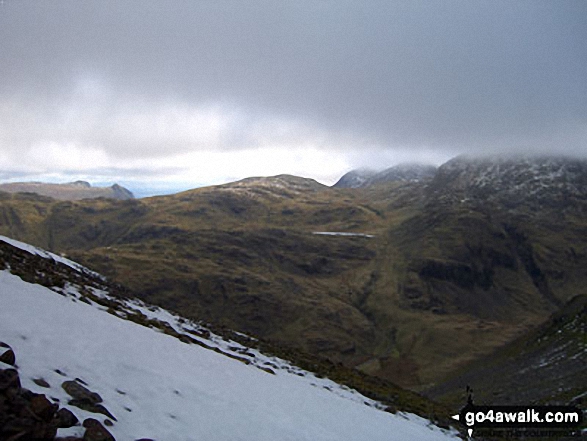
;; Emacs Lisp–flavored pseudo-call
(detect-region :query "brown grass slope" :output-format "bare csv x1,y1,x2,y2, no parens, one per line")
0,162,586,396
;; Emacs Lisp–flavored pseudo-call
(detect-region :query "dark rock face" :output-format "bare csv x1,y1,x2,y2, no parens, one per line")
418,259,493,290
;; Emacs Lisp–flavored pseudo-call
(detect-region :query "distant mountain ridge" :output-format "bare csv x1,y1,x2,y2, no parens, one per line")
0,181,134,201
333,163,436,188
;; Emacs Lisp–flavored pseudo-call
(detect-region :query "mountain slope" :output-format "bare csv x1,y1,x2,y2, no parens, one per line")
333,164,436,188
428,155,587,210
333,169,378,188
0,181,134,201
366,164,437,186
425,294,587,408
0,236,460,440
0,158,586,394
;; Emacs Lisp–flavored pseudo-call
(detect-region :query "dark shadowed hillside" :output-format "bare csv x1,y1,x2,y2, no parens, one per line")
425,294,586,408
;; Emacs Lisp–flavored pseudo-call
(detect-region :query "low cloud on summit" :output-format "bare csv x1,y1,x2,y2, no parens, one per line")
1,0,585,191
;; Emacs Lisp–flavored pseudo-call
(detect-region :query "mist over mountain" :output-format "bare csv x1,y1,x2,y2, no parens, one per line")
429,155,587,208
333,163,437,188
332,169,379,188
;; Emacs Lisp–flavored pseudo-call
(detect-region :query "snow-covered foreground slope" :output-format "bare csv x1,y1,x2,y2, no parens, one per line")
0,239,459,440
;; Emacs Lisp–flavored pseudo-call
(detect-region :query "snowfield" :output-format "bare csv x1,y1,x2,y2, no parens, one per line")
0,238,459,441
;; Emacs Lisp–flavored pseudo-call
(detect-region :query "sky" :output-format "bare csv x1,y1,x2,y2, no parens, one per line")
0,0,585,196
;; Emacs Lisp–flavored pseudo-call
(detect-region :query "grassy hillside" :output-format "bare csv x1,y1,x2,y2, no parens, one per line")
1,169,586,394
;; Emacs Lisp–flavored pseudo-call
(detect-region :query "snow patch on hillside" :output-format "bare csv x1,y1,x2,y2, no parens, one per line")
0,269,459,440
313,232,375,238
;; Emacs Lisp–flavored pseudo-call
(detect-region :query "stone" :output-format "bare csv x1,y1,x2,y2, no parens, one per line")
33,377,51,388
55,407,79,428
62,380,102,404
83,418,116,441
68,400,117,421
30,393,58,421
0,348,16,366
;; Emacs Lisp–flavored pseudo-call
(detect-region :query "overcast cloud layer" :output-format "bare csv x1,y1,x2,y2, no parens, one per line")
1,0,586,193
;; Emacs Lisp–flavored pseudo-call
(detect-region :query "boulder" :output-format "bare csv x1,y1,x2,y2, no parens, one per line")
55,407,79,428
30,394,59,421
33,377,51,388
0,348,16,366
62,380,103,405
69,400,117,421
83,418,116,441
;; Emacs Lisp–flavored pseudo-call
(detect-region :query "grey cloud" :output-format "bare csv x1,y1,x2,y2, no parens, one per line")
58,166,188,179
0,0,586,162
